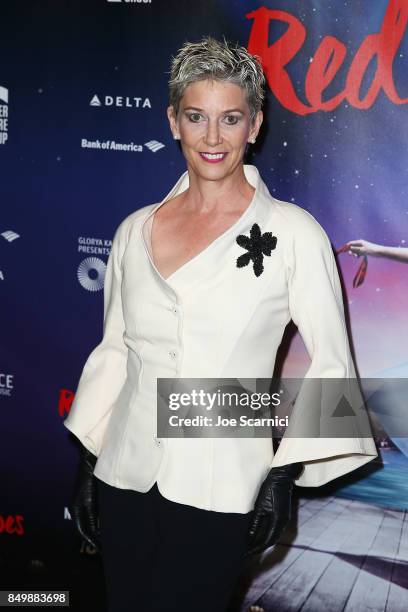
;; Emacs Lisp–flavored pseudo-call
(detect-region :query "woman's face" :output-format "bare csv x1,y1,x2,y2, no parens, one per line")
167,78,263,181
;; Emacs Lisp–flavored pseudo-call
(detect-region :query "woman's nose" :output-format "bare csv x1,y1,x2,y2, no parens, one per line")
203,120,222,146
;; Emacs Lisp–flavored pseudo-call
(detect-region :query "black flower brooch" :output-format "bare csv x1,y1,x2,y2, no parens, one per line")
236,222,277,277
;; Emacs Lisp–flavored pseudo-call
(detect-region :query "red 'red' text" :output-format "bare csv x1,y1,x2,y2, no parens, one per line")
59,389,74,417
0,514,24,535
246,0,408,115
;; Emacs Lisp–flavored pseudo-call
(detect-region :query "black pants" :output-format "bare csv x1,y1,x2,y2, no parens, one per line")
96,477,253,612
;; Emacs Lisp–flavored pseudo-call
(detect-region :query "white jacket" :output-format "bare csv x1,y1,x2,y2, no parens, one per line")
64,164,377,513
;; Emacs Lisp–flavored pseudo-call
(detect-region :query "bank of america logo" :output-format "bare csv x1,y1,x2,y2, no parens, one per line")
1,230,20,242
144,140,165,153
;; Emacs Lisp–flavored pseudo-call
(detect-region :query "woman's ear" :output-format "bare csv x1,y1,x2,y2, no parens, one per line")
249,110,263,142
167,105,180,140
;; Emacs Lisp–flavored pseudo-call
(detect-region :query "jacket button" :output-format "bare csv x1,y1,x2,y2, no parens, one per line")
154,437,162,447
169,350,177,359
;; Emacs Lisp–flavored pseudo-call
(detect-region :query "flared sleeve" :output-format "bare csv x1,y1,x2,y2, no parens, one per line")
63,219,129,455
270,210,377,486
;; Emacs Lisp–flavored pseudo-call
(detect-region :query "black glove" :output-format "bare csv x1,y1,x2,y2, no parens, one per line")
245,462,303,557
70,444,101,552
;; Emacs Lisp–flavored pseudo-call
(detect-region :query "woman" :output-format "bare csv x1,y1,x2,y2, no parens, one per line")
65,37,377,612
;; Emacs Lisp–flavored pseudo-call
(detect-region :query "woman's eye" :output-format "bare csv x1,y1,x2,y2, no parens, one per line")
189,113,203,122
225,115,239,125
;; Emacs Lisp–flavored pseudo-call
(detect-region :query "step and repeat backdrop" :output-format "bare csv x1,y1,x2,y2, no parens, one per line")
1,0,407,597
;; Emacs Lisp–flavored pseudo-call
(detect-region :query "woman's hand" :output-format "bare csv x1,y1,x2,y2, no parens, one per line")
342,240,408,263
69,444,101,552
344,239,381,257
245,462,303,557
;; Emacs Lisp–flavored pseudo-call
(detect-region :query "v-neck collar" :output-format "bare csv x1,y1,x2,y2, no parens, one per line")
140,164,273,291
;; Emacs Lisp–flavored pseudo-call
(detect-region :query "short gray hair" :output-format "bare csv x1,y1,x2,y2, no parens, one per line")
168,36,266,123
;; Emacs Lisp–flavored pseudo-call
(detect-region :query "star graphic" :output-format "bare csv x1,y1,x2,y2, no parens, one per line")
236,223,278,277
